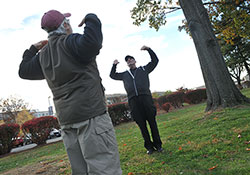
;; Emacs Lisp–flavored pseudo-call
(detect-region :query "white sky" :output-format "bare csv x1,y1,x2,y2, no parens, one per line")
0,0,205,111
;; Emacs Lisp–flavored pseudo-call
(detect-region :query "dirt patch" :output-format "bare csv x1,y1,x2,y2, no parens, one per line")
1,157,71,175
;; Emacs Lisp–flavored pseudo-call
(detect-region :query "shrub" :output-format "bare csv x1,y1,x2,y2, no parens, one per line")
176,86,188,93
0,123,20,155
184,89,207,104
108,102,132,126
157,91,185,109
165,91,185,108
153,98,161,111
21,116,59,145
157,95,168,109
162,103,171,112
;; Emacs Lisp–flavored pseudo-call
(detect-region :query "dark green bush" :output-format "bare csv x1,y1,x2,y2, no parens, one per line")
184,89,207,104
107,102,132,126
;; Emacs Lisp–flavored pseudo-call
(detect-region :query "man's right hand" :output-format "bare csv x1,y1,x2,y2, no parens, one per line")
113,59,119,65
33,40,48,50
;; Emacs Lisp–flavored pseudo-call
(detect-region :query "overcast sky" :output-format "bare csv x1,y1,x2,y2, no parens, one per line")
0,0,205,111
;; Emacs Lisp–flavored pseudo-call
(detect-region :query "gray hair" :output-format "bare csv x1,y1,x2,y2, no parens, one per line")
47,18,69,37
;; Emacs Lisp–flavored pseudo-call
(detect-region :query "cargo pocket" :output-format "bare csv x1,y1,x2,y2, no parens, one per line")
95,117,117,151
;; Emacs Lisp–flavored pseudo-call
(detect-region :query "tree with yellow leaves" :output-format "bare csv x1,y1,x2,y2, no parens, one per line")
16,110,34,127
0,96,29,123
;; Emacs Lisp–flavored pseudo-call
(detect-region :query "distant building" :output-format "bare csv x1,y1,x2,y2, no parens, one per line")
0,112,15,123
152,91,165,97
242,80,250,89
31,106,54,118
195,85,206,89
106,94,127,105
243,74,250,81
31,111,50,118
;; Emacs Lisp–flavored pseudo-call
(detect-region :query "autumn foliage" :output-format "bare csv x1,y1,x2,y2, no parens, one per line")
162,102,171,112
0,123,20,155
107,102,132,125
22,116,59,145
157,89,207,112
184,89,207,104
157,91,185,109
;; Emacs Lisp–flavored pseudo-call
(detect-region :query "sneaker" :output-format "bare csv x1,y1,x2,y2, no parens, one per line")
146,149,155,155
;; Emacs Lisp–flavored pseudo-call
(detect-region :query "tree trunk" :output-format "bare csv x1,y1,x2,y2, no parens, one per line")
179,0,250,111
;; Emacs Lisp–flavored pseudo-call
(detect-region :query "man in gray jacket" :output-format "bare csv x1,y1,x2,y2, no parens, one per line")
19,10,122,175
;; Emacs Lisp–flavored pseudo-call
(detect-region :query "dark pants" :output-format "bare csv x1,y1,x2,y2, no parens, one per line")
129,95,162,150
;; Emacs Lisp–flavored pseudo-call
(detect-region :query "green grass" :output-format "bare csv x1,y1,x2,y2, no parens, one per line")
0,141,67,173
1,88,250,175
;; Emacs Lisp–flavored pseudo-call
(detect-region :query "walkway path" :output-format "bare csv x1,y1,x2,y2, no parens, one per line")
10,136,62,153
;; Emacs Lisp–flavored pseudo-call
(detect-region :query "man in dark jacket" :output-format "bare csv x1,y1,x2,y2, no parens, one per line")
110,46,163,155
19,10,122,175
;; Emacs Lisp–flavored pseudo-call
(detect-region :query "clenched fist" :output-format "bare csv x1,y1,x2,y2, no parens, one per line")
34,40,48,50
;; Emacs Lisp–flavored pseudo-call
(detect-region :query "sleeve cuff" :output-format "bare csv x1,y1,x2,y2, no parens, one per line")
29,45,39,54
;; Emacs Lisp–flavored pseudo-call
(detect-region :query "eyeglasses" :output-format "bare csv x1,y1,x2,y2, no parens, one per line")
65,18,70,24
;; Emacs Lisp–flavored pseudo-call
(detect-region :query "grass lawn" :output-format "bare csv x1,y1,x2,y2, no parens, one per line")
1,89,250,175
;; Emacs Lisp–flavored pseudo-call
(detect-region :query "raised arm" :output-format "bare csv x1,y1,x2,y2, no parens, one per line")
141,46,159,73
110,60,123,80
18,41,47,80
66,13,103,63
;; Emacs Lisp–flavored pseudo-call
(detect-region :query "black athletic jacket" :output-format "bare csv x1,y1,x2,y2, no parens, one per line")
110,49,158,100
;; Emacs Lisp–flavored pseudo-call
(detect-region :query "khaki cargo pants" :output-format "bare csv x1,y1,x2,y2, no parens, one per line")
61,113,122,175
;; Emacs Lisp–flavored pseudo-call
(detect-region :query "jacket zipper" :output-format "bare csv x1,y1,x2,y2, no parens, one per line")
127,69,138,96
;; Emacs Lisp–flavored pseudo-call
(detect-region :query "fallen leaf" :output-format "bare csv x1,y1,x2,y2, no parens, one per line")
203,154,208,158
212,138,219,144
123,144,127,146
161,161,166,165
213,117,218,120
178,146,182,150
246,148,250,151
209,165,218,170
245,141,250,144
128,172,134,175
215,155,221,159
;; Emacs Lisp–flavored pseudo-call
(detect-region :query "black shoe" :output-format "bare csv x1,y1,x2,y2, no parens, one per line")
146,149,155,155
156,146,163,152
